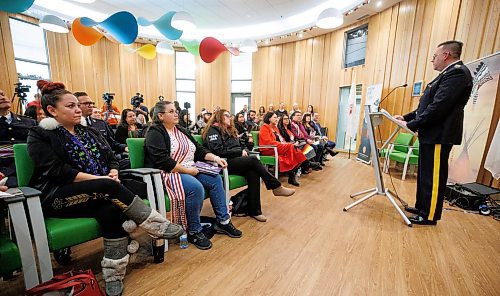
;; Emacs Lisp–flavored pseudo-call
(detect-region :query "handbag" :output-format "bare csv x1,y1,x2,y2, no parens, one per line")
25,270,104,296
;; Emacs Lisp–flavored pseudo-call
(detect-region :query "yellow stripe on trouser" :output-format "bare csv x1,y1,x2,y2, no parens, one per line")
428,144,441,221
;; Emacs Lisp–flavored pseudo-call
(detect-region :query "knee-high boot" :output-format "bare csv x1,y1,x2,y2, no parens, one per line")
101,237,129,296
122,196,184,239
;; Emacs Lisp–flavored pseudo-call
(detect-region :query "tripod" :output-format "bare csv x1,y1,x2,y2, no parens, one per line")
343,105,413,227
11,92,27,115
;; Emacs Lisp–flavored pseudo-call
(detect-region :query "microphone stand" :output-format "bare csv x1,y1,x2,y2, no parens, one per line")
377,84,408,112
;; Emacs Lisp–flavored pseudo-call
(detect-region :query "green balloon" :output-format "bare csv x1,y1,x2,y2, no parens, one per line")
180,39,200,56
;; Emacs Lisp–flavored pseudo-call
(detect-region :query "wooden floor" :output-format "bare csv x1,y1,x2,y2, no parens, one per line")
2,154,499,295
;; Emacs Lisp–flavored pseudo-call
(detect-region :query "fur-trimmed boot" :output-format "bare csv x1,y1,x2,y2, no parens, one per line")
123,196,184,239
102,237,130,296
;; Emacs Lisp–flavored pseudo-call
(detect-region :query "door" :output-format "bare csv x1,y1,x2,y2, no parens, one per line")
231,93,251,114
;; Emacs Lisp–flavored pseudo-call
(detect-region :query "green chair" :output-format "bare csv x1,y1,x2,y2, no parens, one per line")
0,234,22,279
381,132,413,173
192,135,248,201
251,131,279,179
13,144,101,282
387,138,420,180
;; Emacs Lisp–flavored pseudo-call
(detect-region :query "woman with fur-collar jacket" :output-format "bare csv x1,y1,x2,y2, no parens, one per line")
27,81,183,296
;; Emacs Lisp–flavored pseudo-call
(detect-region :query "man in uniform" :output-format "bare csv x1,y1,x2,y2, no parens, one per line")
395,40,473,225
0,89,36,187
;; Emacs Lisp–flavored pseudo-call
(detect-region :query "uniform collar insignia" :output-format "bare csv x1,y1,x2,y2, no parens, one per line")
454,64,461,69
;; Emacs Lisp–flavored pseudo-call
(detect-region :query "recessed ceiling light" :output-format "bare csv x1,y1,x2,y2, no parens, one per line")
316,8,343,29
377,1,383,7
298,32,304,38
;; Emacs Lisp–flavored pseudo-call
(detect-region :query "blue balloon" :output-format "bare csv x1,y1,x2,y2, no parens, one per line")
81,11,138,44
0,0,35,13
137,11,183,40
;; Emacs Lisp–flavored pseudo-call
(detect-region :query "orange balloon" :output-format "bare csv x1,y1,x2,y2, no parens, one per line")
72,17,103,46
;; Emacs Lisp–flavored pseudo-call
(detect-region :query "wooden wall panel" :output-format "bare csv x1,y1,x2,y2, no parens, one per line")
195,51,230,111
0,11,17,101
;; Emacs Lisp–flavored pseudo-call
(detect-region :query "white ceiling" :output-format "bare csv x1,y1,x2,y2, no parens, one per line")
27,0,402,44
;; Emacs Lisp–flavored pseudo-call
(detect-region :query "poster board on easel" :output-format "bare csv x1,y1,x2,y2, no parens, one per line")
357,83,382,164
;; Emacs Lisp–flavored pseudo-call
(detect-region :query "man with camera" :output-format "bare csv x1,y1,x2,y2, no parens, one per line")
100,92,120,127
74,92,128,157
0,88,36,187
131,93,149,122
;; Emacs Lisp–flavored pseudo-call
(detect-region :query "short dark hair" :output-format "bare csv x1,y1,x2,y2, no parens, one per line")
438,40,463,59
73,91,88,98
263,112,275,124
249,110,256,115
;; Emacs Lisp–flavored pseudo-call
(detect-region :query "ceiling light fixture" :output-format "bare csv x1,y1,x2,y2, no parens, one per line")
171,11,196,31
240,39,257,53
156,41,174,55
377,1,383,7
39,15,69,33
316,8,343,29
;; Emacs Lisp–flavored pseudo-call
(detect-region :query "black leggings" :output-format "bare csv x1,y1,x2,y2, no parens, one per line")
227,156,281,216
43,178,136,239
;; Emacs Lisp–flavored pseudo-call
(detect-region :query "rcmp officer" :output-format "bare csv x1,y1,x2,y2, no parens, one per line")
0,88,36,187
395,40,473,225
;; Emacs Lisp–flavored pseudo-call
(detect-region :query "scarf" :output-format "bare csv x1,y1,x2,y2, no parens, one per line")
161,126,192,230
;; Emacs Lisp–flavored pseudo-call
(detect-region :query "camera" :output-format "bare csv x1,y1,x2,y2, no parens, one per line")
158,95,164,102
130,93,144,108
102,92,115,110
183,102,191,109
13,82,30,101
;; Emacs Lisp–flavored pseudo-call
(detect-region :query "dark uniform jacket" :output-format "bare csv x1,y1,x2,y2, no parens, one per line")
0,112,36,187
85,116,126,153
27,120,119,203
404,61,473,144
144,124,208,173
204,126,246,159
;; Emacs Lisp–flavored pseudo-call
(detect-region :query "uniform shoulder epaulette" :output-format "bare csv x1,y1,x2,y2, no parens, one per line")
454,64,462,69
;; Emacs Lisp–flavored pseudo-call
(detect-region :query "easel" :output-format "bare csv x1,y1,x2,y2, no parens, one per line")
343,105,415,226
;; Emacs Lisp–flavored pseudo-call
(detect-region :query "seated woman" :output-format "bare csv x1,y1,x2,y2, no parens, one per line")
115,109,143,144
28,81,183,296
277,115,320,173
144,101,242,250
203,110,295,222
179,109,199,135
233,112,254,150
290,111,325,167
258,112,306,186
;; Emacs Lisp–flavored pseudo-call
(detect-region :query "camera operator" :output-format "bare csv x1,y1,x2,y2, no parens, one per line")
74,92,128,156
100,93,120,127
130,93,149,122
0,88,36,187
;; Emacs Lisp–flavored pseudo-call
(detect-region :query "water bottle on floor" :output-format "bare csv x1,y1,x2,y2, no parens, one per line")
179,233,188,249
152,238,165,263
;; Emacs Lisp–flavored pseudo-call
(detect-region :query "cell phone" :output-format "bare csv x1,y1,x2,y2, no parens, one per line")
0,177,8,187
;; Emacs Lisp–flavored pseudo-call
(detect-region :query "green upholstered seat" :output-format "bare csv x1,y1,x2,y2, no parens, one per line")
251,131,277,166
13,144,102,252
0,234,22,277
126,138,170,211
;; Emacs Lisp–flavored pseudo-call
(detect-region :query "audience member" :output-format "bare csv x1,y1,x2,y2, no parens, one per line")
290,111,325,167
0,88,36,187
134,101,149,123
234,112,254,150
275,102,288,118
259,112,306,186
100,102,120,127
306,104,314,114
246,109,259,131
28,81,183,296
26,93,42,108
91,107,102,119
290,102,301,114
311,112,338,157
115,109,143,145
144,101,242,250
240,104,248,119
179,109,199,134
268,103,275,113
203,110,295,222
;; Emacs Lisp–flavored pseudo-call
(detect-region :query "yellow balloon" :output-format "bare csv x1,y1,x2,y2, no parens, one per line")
136,44,157,60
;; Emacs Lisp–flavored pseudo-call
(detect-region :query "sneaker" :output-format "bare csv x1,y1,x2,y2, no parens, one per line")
188,232,212,250
214,221,242,238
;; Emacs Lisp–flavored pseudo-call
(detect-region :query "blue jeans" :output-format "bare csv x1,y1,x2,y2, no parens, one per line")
180,173,229,234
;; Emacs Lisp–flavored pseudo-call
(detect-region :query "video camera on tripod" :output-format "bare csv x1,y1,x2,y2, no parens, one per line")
102,92,115,109
130,93,144,108
12,82,31,114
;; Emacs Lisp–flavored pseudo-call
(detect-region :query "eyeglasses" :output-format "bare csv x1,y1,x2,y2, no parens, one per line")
80,102,95,106
223,113,231,118
432,52,449,60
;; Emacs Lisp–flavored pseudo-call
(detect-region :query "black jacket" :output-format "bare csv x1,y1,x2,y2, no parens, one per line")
115,123,143,145
404,61,473,144
144,124,208,172
85,117,126,153
0,112,36,186
204,126,245,159
27,120,119,203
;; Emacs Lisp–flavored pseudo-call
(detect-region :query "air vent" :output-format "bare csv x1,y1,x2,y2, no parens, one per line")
357,14,370,20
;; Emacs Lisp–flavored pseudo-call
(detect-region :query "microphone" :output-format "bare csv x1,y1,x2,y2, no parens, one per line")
377,83,408,111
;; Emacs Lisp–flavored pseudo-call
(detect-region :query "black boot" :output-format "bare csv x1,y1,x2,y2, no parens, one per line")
288,170,300,187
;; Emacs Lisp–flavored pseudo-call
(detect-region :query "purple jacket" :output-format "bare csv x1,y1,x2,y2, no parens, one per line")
290,121,312,141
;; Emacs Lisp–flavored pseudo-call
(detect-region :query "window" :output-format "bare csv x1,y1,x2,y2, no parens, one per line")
175,51,195,116
336,84,362,150
231,53,252,113
344,24,368,68
9,18,51,110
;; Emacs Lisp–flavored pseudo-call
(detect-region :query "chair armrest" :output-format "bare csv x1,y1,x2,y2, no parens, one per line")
1,189,25,204
17,187,42,198
121,168,161,175
253,145,277,149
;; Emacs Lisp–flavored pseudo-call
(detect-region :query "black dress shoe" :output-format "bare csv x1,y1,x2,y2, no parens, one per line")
288,176,300,187
404,206,420,215
409,215,437,225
